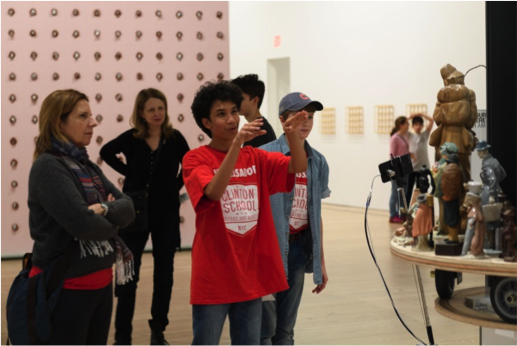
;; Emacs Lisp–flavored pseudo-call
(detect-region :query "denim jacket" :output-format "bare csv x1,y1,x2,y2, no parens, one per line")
260,134,331,284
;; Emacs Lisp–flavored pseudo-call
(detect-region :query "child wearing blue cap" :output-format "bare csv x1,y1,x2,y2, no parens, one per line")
260,92,331,345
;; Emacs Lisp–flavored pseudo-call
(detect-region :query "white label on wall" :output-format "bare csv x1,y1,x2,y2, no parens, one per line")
474,109,487,142
471,110,488,183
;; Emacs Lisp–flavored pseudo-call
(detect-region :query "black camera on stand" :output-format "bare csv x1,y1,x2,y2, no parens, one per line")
374,153,435,345
378,154,413,212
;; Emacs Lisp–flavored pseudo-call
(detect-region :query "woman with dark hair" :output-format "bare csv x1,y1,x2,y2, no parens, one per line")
29,89,135,344
389,116,411,223
100,88,190,345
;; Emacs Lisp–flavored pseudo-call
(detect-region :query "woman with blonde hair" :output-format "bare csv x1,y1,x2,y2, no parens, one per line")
100,88,190,345
29,89,135,344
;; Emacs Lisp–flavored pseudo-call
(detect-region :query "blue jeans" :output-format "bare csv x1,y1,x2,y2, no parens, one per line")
389,181,400,218
192,298,262,345
261,235,306,345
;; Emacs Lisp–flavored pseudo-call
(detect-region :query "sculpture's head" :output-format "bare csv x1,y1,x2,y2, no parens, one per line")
445,153,459,164
440,64,457,86
502,201,514,219
503,207,515,220
440,142,459,159
465,192,481,208
446,70,465,85
475,140,491,159
477,149,489,159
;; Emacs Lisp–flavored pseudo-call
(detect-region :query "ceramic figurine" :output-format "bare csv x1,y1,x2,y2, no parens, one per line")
394,201,418,245
403,201,418,238
440,153,465,243
500,207,517,262
429,64,478,182
475,141,507,205
417,165,436,195
412,194,433,251
461,192,486,257
432,143,459,235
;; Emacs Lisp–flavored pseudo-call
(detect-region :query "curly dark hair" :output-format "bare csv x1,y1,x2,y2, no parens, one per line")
191,81,243,138
231,74,265,109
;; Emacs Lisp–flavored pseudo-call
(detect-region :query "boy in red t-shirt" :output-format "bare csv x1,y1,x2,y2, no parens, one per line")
183,81,308,345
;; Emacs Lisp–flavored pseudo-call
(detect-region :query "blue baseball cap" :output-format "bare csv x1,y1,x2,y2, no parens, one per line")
278,92,323,116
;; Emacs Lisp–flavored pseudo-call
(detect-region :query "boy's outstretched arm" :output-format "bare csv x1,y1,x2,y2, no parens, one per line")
204,119,266,201
284,111,309,174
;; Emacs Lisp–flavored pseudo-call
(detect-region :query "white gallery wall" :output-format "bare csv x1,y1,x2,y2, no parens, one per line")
229,1,487,212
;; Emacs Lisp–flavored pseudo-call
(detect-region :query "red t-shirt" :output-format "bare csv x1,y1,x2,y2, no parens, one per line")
29,266,112,290
289,172,309,234
183,145,295,305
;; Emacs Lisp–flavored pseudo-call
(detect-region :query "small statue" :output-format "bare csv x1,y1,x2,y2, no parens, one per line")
462,191,486,257
496,200,514,251
500,207,517,262
498,193,510,207
441,153,465,243
412,194,433,251
395,203,418,242
417,165,436,195
429,64,478,182
432,143,459,235
475,140,507,206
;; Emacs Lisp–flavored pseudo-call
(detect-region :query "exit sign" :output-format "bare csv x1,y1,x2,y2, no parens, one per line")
273,35,281,48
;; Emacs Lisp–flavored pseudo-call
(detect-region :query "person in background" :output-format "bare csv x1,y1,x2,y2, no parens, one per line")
231,74,277,147
260,92,331,345
100,88,190,345
183,81,307,345
389,116,410,223
29,89,135,344
406,113,434,204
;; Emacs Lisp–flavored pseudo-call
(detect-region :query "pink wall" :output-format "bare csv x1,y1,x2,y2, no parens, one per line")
2,1,229,256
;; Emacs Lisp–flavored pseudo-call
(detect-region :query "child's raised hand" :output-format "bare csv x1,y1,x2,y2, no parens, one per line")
235,119,266,145
283,111,308,134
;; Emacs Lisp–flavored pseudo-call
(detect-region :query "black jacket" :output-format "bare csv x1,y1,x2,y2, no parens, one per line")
100,129,190,213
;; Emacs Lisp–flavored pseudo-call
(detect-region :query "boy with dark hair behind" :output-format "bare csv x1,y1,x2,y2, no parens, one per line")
231,74,277,147
407,113,434,204
183,81,308,345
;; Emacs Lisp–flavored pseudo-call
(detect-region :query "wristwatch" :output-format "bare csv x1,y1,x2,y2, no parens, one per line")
100,203,109,217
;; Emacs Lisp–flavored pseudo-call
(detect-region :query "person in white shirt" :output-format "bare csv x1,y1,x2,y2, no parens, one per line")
406,113,434,205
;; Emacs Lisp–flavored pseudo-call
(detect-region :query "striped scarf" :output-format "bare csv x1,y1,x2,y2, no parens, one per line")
50,137,134,284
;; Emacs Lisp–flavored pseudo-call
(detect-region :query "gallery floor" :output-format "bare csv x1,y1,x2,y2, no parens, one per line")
1,205,482,345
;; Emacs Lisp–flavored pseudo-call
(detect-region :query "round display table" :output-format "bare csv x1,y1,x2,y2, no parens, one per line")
391,238,517,326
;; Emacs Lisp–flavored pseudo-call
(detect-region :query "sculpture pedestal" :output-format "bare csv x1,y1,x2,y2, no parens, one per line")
435,242,464,256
